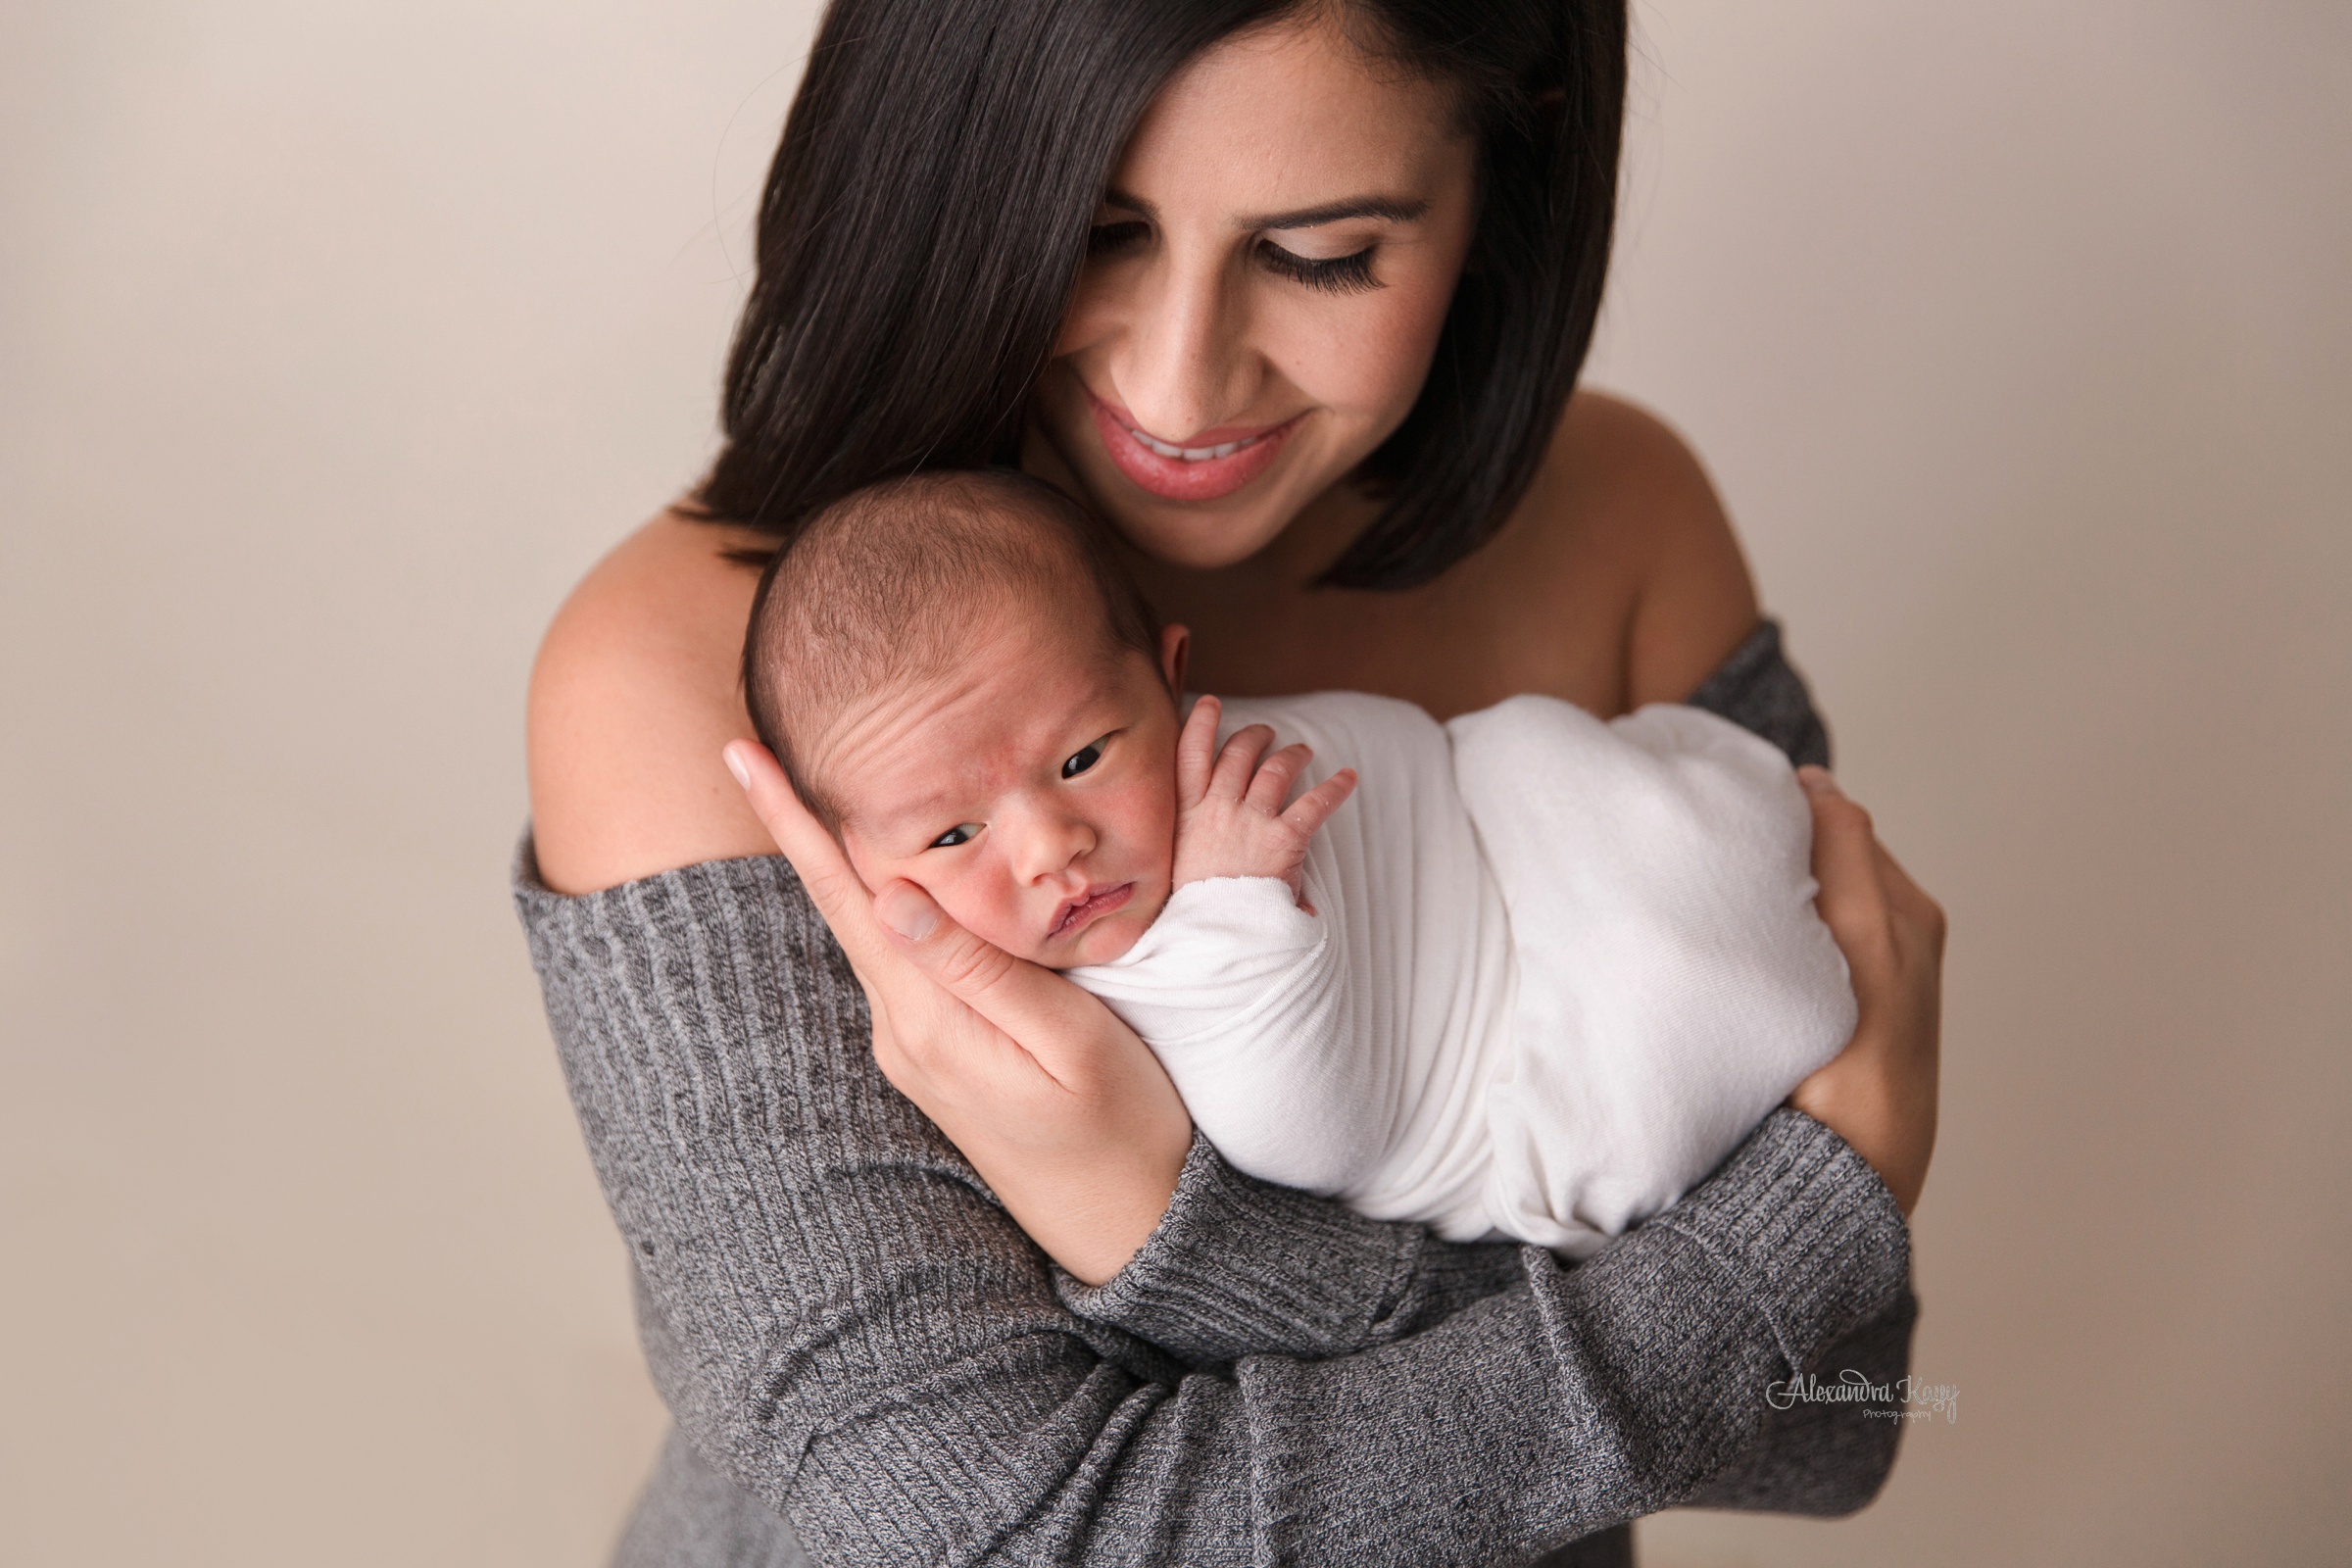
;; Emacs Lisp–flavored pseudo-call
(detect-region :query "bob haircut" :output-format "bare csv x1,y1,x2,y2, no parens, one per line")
695,0,1627,590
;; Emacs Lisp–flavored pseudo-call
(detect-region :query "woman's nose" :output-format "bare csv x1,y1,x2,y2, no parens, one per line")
1113,245,1257,443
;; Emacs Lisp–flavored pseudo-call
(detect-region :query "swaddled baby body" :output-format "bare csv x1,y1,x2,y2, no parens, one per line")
744,470,1855,1255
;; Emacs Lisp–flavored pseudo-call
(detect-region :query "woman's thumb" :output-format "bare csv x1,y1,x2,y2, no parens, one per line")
869,880,1094,1054
873,881,944,944
871,881,1025,1004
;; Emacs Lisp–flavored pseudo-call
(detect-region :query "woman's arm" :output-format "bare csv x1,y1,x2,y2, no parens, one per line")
718,704,1929,1533
527,514,778,896
529,507,1936,1551
518,844,1911,1565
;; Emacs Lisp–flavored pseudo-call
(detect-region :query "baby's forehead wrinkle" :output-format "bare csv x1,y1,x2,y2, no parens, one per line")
814,638,1123,832
818,662,1067,808
816,676,1002,809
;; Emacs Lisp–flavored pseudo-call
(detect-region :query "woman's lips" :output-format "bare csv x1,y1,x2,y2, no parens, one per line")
1086,392,1300,503
1049,881,1135,941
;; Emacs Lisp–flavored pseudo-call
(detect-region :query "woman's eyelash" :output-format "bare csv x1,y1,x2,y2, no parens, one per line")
1087,220,1149,258
1087,220,1379,296
1257,241,1379,295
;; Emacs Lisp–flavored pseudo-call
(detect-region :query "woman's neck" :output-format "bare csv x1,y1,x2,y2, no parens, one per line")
1017,430,1636,721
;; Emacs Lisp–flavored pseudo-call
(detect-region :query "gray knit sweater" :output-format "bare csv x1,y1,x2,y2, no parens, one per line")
515,621,1917,1568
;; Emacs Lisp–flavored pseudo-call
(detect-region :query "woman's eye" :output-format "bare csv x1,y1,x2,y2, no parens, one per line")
1256,240,1380,295
1061,741,1106,779
1087,220,1150,259
928,824,978,849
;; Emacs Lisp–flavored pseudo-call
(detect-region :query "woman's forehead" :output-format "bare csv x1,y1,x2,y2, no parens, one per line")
1113,16,1468,215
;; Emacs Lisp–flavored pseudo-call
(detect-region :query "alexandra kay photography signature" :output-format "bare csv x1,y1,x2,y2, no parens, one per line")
1766,1369,1960,1423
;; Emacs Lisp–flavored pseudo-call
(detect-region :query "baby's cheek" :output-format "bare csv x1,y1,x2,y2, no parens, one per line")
1130,778,1181,878
928,864,1049,960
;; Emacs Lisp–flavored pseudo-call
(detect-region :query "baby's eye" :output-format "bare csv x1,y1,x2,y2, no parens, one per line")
928,824,979,849
1061,739,1108,779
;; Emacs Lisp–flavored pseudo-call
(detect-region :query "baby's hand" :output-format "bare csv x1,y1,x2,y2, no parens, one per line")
1171,696,1357,911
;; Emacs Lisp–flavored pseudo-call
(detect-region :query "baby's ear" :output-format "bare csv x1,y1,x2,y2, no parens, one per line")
1158,623,1191,693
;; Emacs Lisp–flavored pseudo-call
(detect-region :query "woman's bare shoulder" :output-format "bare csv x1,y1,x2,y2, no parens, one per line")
527,510,778,895
1494,388,1762,706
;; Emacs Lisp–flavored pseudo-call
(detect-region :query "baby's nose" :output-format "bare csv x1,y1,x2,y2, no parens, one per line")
1009,808,1096,881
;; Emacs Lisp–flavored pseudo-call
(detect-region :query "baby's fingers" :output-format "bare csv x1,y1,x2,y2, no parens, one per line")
1175,696,1222,807
1245,743,1313,814
1209,723,1277,800
1281,768,1357,838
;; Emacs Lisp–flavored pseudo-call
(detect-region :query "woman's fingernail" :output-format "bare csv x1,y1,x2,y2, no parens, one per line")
722,744,752,790
1797,765,1842,797
875,885,938,942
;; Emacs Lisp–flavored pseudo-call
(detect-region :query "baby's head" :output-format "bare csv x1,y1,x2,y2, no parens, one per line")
744,470,1187,968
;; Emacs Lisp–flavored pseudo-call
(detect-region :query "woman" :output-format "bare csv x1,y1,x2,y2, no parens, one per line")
521,1,1943,1562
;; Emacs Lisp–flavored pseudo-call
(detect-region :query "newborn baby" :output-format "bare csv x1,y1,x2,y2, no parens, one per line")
745,470,1854,1254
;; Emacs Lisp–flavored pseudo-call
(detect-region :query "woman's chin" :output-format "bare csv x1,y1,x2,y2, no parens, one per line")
1092,461,1337,572
1114,510,1289,571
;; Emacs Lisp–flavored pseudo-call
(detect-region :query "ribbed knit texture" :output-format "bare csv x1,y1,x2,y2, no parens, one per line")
516,620,1915,1567
1686,619,1832,771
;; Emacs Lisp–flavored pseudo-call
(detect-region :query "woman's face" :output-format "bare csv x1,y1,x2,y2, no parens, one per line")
1028,17,1480,571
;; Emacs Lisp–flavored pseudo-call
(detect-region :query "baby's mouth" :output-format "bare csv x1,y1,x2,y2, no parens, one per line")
1049,882,1135,942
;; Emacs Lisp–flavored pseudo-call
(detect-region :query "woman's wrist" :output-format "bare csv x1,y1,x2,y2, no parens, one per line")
1054,1133,1432,1361
1013,1131,1191,1288
1787,1039,1934,1217
1652,1106,1913,1366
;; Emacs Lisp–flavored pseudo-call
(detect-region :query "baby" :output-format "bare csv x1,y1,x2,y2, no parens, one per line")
745,470,1854,1254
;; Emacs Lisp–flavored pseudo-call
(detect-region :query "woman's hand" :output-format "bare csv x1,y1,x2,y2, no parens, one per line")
723,739,1194,1286
1788,767,1944,1217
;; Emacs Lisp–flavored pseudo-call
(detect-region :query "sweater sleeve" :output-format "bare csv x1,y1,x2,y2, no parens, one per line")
518,843,1912,1566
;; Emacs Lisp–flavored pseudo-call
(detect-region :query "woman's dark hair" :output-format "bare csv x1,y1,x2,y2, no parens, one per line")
695,0,1626,590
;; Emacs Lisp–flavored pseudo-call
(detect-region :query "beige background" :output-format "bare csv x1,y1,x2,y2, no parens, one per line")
3,2,2346,1563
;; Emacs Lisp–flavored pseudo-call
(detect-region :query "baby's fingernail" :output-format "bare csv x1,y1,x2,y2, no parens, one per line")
722,744,753,790
1796,765,1842,798
875,885,938,942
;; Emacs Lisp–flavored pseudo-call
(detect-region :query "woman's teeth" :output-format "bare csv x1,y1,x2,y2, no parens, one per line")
1127,426,1267,463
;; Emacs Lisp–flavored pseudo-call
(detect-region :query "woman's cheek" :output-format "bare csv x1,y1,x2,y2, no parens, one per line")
1359,275,1462,412
1275,289,1450,435
1052,265,1132,361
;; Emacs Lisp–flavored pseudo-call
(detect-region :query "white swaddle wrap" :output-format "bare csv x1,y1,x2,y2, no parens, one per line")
1068,692,1855,1255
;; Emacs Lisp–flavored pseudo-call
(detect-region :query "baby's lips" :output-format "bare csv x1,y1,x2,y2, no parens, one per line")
1047,881,1136,942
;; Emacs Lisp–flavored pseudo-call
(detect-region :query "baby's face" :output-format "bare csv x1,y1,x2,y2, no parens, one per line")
823,619,1182,969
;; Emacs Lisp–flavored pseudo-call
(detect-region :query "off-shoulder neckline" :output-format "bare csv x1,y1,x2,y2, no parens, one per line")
513,837,800,908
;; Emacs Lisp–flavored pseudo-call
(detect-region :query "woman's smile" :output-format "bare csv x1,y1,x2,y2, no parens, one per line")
1086,389,1302,503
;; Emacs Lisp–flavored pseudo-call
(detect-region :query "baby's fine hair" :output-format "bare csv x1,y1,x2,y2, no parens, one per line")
742,468,1162,828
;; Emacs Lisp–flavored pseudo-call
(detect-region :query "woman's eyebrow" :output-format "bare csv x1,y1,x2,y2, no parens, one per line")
1097,189,1431,231
1242,195,1430,231
1100,187,1157,220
